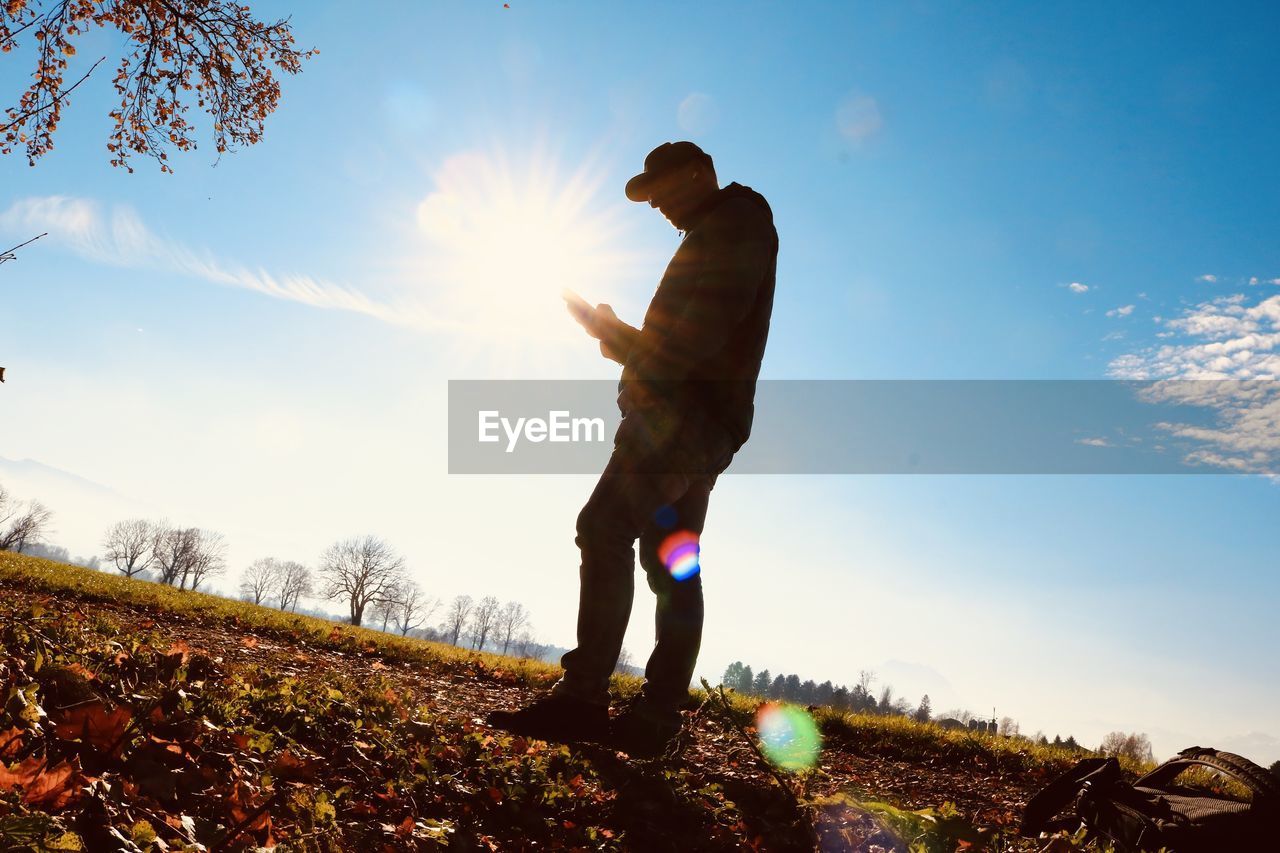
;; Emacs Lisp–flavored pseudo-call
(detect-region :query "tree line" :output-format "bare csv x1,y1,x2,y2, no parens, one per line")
721,661,937,721
720,660,1087,747
104,521,551,661
722,661,1181,760
103,518,227,591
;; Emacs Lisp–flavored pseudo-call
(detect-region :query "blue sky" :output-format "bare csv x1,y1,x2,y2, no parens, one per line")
2,1,1278,763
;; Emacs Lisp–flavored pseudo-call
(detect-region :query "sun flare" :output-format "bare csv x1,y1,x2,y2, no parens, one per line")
410,148,632,345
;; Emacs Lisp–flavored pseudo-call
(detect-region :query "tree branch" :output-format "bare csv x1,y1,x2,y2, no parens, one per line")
1,55,105,132
0,232,48,265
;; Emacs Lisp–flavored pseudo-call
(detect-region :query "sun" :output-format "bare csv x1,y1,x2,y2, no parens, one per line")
409,147,634,347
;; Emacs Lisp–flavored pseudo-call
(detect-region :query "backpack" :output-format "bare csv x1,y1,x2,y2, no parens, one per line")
1020,746,1280,851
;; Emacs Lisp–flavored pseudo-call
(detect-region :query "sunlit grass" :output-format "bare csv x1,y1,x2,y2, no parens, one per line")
0,551,566,687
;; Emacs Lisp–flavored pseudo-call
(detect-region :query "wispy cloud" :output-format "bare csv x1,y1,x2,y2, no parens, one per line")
1197,274,1218,283
1067,281,1090,294
0,195,448,331
1106,304,1135,318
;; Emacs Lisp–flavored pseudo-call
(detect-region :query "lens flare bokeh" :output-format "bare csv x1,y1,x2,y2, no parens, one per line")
755,703,822,771
658,530,700,580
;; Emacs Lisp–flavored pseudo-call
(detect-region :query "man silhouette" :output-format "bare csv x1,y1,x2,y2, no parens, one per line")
487,141,779,757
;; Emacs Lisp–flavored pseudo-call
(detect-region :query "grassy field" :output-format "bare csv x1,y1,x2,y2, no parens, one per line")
0,552,1139,851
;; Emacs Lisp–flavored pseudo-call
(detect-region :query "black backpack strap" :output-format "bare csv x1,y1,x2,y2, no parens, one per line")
1021,758,1121,837
1136,747,1280,803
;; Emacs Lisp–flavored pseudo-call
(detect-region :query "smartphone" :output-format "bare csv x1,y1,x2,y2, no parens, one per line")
561,288,593,324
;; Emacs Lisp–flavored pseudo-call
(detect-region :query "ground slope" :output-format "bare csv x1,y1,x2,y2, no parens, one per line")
0,554,1092,851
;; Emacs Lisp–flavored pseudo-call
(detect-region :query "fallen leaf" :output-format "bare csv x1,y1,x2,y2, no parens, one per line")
0,726,24,760
51,700,134,756
0,756,86,810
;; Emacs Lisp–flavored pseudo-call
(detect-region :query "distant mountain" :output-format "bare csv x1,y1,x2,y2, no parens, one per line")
0,456,121,498
0,456,157,560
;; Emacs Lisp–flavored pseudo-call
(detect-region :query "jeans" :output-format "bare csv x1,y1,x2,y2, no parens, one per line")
551,434,729,727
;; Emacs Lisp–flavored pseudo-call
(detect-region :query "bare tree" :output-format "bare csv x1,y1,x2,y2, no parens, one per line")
469,595,500,651
998,716,1020,738
1099,731,1154,764
442,595,473,647
103,518,155,578
392,581,438,636
496,600,530,655
275,560,312,612
614,646,633,675
0,485,53,552
317,535,406,627
150,524,225,590
239,557,282,605
513,632,546,661
368,585,399,632
0,498,52,553
150,523,193,586
185,529,226,591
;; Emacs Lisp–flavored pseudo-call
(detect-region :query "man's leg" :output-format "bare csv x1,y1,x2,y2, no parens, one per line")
488,446,681,740
551,448,694,707
633,475,714,727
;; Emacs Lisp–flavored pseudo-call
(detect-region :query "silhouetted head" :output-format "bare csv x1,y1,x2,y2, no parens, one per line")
625,141,719,230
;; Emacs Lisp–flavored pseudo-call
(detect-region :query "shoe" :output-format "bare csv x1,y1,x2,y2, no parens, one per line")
609,705,683,759
485,693,609,744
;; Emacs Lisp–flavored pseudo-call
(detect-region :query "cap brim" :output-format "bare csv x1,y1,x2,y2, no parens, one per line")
625,172,655,202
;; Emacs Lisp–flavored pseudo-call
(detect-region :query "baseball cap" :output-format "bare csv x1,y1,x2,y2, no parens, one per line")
624,141,714,202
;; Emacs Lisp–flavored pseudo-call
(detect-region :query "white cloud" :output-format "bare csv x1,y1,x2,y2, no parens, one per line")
1110,291,1280,477
0,196,442,331
835,93,883,142
1109,293,1280,379
1067,281,1089,294
1076,437,1113,447
1197,274,1218,283
1106,304,1135,318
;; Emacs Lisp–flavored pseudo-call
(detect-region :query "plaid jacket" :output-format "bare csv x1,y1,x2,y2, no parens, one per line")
616,182,779,467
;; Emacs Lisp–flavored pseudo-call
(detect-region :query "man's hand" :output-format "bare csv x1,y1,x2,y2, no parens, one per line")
565,299,612,340
567,301,638,364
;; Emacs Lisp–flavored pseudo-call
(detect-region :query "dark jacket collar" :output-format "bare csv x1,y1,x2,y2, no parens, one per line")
681,182,770,235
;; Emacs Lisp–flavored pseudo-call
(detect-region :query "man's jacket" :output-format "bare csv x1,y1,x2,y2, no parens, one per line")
617,182,779,466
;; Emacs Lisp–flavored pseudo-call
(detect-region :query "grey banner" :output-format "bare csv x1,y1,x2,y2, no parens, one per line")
447,379,1280,475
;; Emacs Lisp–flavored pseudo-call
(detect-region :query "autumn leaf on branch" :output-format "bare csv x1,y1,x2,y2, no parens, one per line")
1,0,317,172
